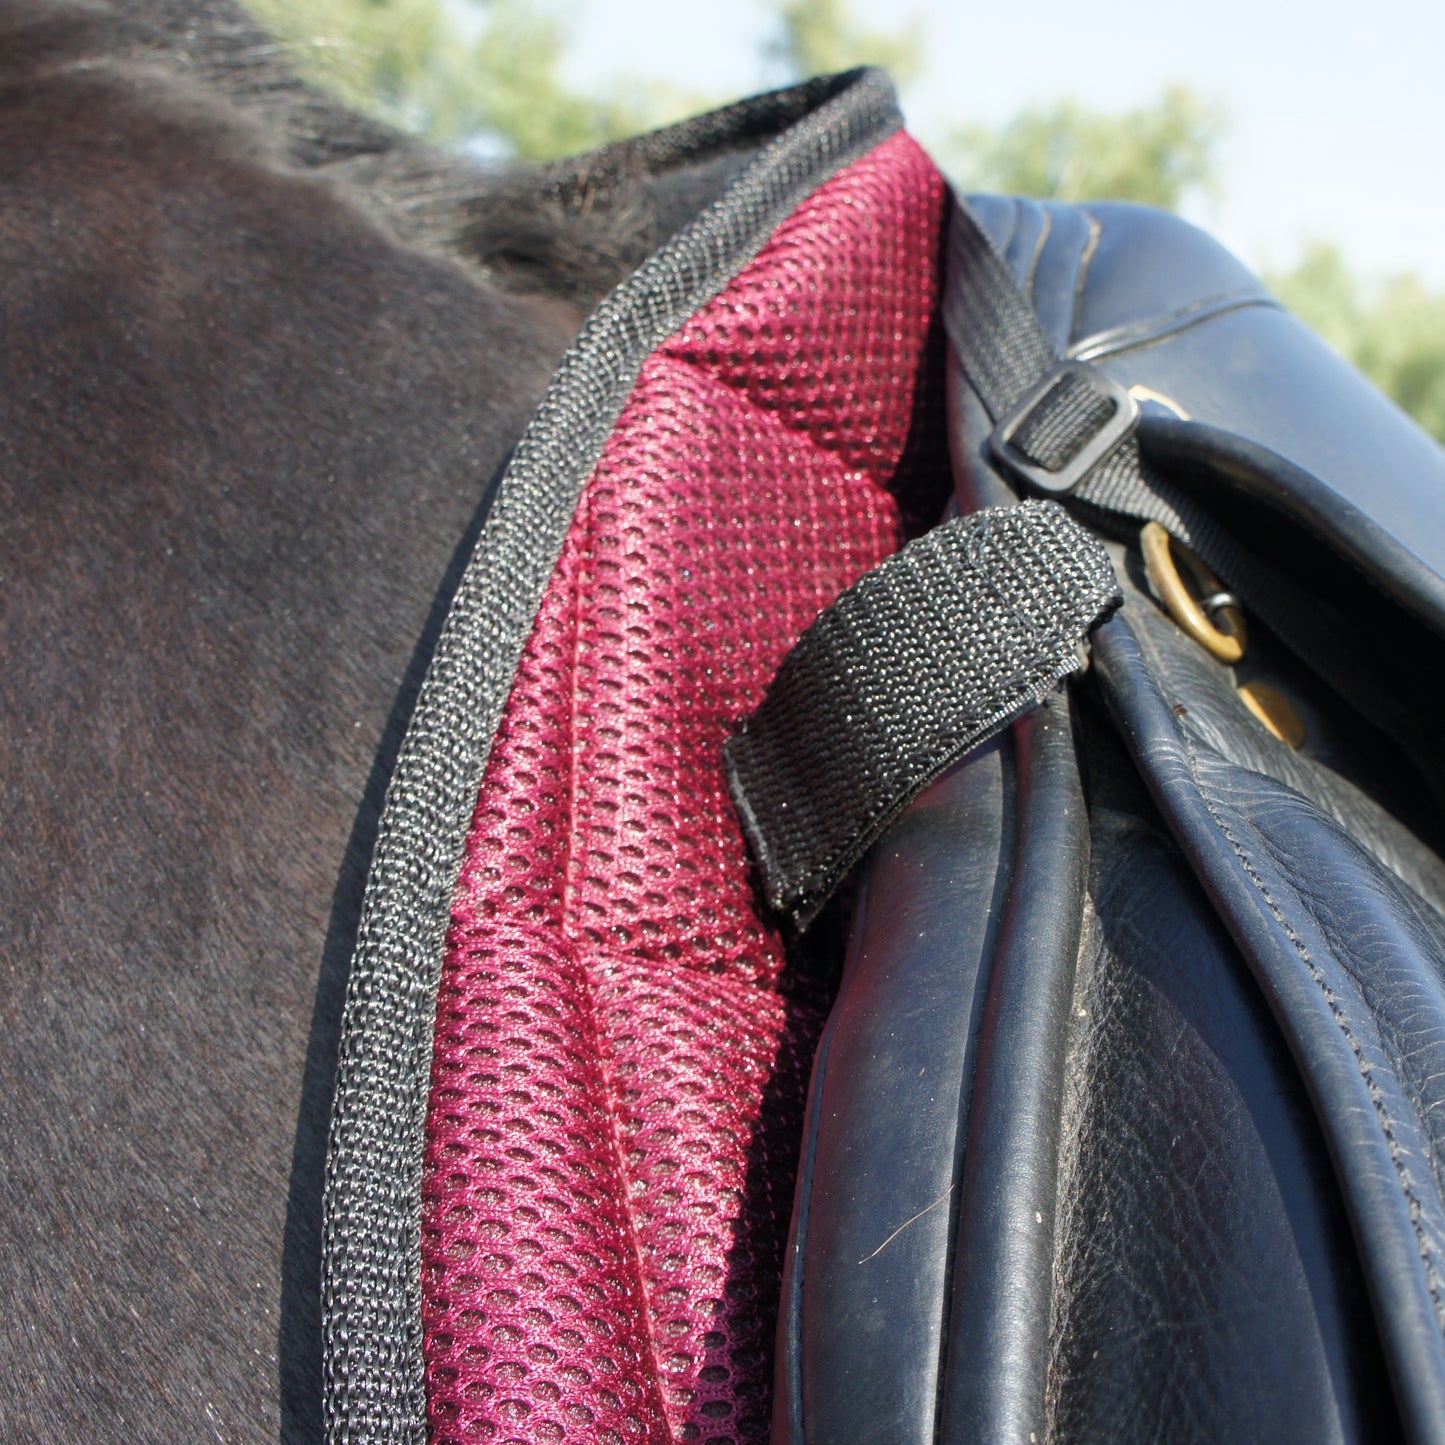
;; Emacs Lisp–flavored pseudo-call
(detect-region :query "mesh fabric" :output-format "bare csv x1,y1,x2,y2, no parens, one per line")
422,130,947,1445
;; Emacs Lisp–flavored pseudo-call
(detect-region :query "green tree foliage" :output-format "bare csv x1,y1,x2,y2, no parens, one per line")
1269,245,1445,442
242,0,1442,440
945,85,1445,443
247,0,920,157
768,0,921,86
245,0,482,138
946,84,1222,211
465,0,698,159
245,0,699,157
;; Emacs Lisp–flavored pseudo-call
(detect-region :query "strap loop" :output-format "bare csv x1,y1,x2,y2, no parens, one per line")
989,362,1139,496
726,500,1121,930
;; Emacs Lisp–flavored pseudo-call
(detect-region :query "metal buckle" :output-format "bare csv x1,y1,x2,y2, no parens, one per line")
987,361,1140,496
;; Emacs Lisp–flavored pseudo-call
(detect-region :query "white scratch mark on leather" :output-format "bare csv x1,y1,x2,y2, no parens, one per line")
857,1183,957,1264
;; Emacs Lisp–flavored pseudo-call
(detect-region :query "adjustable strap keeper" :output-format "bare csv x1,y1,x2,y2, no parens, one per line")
725,499,1122,931
988,361,1140,496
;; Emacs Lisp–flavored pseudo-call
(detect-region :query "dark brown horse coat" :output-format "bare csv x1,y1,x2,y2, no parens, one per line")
0,4,621,1436
18,9,1445,1444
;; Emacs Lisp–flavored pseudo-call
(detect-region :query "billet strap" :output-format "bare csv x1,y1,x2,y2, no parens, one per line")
725,500,1120,930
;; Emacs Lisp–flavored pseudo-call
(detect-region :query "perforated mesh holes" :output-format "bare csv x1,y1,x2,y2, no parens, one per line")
423,130,948,1445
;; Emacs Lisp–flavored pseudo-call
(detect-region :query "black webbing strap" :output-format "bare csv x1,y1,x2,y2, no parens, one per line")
725,501,1121,930
944,199,1408,749
944,199,1328,658
944,199,1231,557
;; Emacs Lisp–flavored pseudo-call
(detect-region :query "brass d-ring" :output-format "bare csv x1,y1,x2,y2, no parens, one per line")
1140,521,1247,663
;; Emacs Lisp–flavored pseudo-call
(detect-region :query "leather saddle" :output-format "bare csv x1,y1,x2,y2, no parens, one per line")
767,193,1445,1442
321,70,1445,1444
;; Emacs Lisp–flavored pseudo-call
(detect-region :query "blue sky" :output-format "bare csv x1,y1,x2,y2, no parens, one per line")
557,0,1445,286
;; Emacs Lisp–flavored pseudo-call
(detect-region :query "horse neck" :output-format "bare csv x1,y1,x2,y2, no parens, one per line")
0,5,580,1436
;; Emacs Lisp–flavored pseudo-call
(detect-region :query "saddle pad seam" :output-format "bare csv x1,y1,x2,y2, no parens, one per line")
661,347,916,489
459,914,787,998
548,497,675,1414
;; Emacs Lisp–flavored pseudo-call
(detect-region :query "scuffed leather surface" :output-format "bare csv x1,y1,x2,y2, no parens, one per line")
937,698,1088,1445
778,700,1089,1445
777,735,1013,1445
965,194,1268,360
780,191,1445,1444
1048,706,1394,1443
781,618,1415,1442
1094,613,1445,1443
1117,563,1445,916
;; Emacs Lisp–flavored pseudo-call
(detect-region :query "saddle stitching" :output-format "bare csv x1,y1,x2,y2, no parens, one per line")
1024,207,1053,308
1248,829,1445,1202
1180,729,1445,1330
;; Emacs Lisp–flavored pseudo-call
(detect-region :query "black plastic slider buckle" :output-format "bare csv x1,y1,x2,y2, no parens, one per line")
987,361,1140,496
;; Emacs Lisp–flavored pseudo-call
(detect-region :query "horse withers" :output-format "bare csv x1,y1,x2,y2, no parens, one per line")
0,1,635,1435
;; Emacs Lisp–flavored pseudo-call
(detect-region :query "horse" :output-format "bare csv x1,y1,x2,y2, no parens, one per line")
0,3,649,1435
13,6,1445,1443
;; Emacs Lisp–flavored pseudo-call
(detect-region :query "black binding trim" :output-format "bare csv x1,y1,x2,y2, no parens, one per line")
320,69,904,1444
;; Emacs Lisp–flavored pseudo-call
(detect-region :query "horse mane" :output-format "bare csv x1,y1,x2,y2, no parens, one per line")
1,0,678,311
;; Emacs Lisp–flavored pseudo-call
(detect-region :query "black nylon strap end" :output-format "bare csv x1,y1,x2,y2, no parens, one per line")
725,500,1121,931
